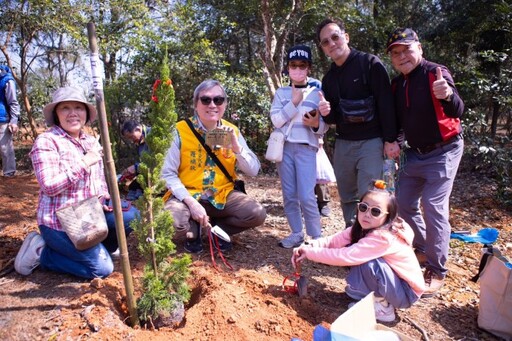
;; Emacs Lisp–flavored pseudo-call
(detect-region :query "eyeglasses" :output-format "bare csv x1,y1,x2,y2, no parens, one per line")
199,96,226,106
320,32,344,47
357,202,389,218
288,63,308,70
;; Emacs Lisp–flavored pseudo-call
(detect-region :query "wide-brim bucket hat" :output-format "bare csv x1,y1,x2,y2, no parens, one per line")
42,87,97,126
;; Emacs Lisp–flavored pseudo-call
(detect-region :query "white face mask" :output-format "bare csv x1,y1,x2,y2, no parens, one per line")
289,69,308,83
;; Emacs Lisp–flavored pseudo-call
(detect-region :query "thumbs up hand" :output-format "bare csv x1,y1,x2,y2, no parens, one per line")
432,67,453,101
318,92,331,116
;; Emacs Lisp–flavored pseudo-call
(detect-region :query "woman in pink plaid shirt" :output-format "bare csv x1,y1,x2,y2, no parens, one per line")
14,87,139,279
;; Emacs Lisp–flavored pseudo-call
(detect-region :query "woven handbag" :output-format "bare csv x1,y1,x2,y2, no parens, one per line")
56,196,108,250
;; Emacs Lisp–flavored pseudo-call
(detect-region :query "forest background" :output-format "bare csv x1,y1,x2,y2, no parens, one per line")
1,0,511,203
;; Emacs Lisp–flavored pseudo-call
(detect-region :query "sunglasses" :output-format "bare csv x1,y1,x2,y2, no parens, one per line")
199,96,226,106
320,32,344,47
357,202,388,218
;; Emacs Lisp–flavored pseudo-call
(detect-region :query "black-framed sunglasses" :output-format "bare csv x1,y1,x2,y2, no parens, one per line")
357,202,388,218
320,32,344,47
199,96,226,106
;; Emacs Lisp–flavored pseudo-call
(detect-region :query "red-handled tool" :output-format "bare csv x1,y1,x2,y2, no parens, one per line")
282,261,308,297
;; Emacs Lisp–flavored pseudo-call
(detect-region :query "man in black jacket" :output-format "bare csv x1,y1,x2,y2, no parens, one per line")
316,18,400,226
387,28,464,298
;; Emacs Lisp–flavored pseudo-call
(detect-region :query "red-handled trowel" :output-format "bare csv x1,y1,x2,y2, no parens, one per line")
282,260,308,297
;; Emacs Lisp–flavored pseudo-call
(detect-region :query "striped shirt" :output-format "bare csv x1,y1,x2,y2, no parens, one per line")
30,126,108,231
270,85,329,147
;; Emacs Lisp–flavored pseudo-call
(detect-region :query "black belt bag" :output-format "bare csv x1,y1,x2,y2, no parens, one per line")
338,96,375,124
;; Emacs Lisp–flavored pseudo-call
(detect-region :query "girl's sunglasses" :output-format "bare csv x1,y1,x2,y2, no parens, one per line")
200,96,226,106
357,202,388,218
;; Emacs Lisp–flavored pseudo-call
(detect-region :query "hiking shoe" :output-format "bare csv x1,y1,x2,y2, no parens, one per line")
415,250,427,268
279,232,304,249
374,297,396,322
209,232,233,253
184,237,203,254
319,205,331,217
4,172,15,178
422,268,444,298
110,249,120,259
14,232,45,276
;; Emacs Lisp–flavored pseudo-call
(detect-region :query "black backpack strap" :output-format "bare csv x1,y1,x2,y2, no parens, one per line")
184,118,235,183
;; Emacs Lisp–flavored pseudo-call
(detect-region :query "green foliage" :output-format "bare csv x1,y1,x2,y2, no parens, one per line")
464,137,512,206
137,257,192,322
3,0,512,204
131,53,191,325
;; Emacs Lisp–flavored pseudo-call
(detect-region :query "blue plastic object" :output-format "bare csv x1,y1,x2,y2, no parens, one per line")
312,324,360,341
450,227,499,244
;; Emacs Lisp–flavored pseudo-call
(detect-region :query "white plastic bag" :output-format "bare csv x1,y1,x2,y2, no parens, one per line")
316,147,336,184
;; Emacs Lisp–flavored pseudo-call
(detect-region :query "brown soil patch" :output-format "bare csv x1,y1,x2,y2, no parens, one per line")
1,161,511,340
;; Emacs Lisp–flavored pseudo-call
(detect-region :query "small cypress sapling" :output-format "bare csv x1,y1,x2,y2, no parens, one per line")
130,52,191,328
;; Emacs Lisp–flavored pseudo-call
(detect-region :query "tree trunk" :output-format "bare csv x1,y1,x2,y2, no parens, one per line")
490,99,500,140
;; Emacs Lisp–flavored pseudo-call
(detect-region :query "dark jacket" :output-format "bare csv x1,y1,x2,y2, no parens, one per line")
391,59,464,149
321,48,398,142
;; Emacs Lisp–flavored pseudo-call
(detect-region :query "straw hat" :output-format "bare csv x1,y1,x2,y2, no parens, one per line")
42,87,97,126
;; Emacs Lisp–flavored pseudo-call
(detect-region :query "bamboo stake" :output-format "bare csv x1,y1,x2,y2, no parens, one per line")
87,21,139,327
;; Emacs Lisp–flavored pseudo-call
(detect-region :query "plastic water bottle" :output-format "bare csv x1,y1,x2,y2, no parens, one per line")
382,159,396,192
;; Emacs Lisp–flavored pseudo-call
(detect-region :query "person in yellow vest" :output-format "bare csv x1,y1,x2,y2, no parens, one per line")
162,79,267,253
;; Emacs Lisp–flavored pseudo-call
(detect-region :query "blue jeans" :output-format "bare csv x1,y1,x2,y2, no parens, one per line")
397,138,463,277
346,258,418,309
277,142,321,238
333,138,383,226
39,205,139,279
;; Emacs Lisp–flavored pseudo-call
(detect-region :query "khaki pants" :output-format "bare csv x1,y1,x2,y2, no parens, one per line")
164,190,266,240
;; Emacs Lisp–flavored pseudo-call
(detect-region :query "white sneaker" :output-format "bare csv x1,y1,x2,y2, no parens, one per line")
14,232,45,276
374,297,396,322
279,232,304,249
110,249,120,259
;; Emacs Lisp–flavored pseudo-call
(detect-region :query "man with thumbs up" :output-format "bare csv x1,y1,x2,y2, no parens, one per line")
387,28,464,298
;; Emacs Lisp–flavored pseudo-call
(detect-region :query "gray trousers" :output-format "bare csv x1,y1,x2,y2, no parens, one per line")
346,258,419,309
333,137,383,226
397,138,463,278
0,123,16,175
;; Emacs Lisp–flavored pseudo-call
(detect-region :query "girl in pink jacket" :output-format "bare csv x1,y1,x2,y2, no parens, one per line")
291,180,425,322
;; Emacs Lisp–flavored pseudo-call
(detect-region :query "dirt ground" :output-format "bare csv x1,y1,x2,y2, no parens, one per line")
1,154,511,340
